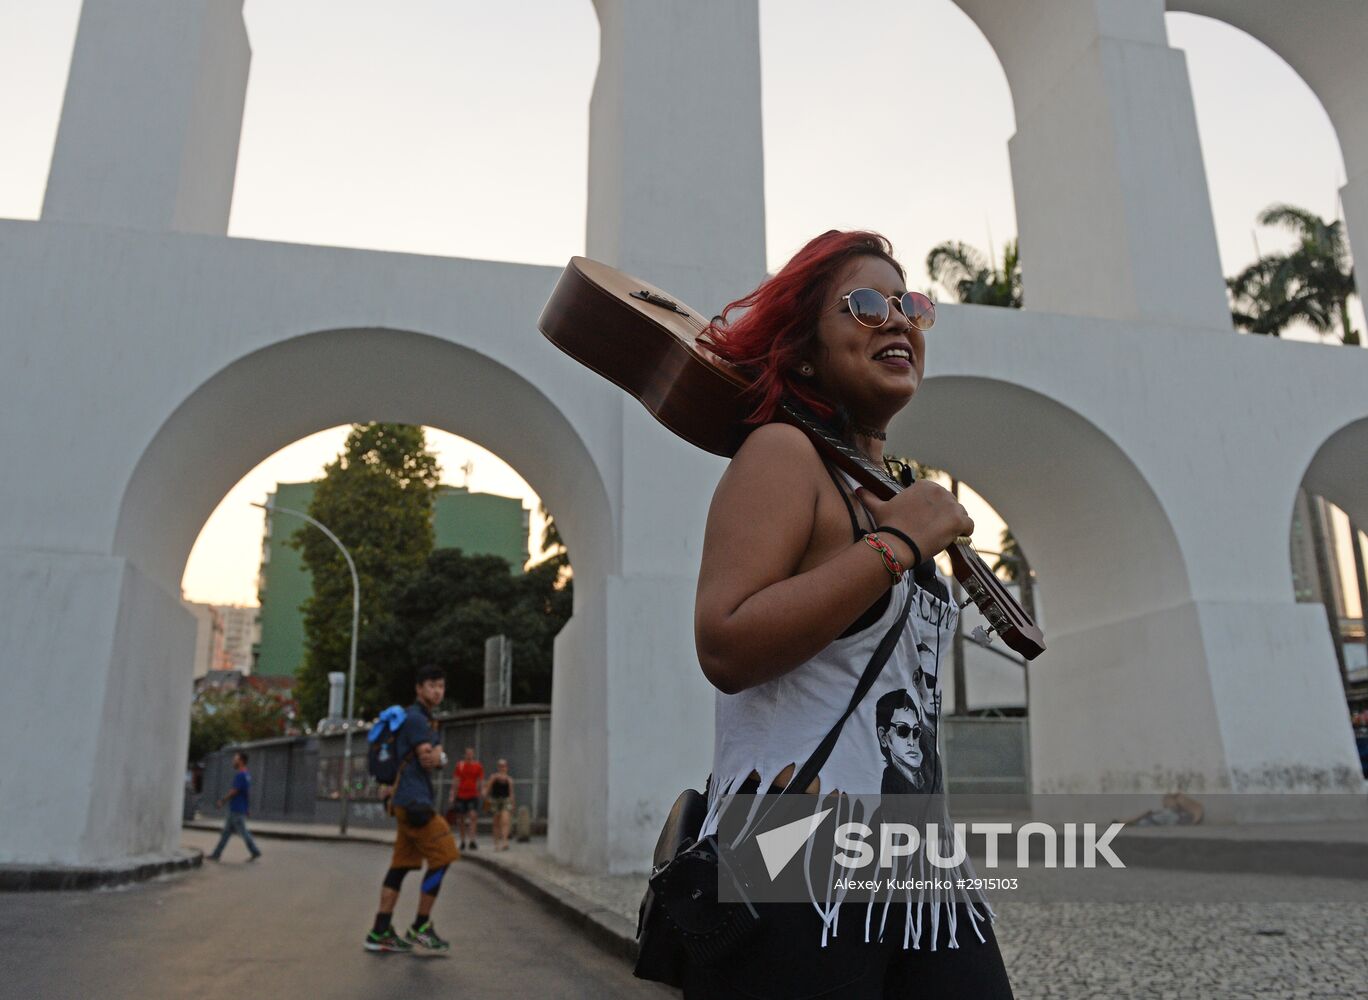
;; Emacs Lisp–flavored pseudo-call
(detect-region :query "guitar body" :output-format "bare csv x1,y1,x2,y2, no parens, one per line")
539,257,1046,660
538,256,752,457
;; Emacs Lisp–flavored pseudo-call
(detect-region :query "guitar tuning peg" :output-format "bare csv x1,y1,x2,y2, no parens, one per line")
970,625,995,647
957,596,975,611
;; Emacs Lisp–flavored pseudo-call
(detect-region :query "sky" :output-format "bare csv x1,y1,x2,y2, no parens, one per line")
0,1,1361,607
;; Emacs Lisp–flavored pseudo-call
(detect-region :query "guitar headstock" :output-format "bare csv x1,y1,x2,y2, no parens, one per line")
947,541,1046,660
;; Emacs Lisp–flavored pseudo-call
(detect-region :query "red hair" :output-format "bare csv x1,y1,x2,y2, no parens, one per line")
701,230,905,425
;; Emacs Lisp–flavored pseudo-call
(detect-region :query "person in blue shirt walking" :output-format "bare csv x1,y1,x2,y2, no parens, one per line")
364,665,460,954
207,751,262,862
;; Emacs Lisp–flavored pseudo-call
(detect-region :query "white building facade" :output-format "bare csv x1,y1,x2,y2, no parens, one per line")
1,0,1365,873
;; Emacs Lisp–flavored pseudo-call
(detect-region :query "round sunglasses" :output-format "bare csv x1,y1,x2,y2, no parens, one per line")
837,288,936,332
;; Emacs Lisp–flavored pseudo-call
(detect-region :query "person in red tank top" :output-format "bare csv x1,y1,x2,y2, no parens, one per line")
446,747,484,850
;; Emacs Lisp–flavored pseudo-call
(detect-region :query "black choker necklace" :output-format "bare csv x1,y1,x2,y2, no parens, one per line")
850,423,887,441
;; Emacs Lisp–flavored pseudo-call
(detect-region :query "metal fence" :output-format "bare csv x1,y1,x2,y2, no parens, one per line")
199,705,551,832
199,734,318,823
198,711,1024,829
941,717,1030,803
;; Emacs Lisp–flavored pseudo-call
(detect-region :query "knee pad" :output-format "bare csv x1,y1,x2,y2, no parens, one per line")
420,865,448,897
383,866,416,891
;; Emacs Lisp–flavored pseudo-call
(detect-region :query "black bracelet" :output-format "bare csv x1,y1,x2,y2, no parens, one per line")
875,525,922,567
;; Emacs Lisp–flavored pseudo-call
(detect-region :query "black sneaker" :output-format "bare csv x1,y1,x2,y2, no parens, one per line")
406,921,451,954
459,840,467,850
467,840,478,851
364,927,414,954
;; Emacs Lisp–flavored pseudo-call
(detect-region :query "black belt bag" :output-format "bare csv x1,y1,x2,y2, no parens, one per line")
633,585,915,986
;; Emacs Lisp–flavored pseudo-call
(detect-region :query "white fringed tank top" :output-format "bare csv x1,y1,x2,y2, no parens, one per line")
699,467,995,951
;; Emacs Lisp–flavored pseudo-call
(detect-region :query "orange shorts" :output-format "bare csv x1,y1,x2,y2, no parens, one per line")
390,806,461,869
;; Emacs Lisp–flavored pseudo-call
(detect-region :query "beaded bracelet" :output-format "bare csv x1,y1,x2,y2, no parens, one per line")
862,533,904,582
874,525,923,567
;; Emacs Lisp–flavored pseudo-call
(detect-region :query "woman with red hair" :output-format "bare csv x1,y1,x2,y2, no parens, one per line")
689,231,1015,997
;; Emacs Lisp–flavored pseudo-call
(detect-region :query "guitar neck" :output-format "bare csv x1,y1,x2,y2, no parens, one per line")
776,399,902,499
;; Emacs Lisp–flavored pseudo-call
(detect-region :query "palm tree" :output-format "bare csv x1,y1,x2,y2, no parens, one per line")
531,501,570,575
1226,254,1309,336
926,237,1022,308
1227,203,1359,344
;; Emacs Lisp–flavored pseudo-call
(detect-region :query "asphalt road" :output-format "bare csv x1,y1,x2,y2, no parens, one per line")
0,830,675,1000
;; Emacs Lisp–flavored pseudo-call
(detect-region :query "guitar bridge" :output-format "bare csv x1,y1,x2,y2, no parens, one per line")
630,289,689,316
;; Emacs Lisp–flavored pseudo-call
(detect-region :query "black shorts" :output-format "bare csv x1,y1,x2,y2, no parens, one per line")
450,796,480,816
680,899,1014,1000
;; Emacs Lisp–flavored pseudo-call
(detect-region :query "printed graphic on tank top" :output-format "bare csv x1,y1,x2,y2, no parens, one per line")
700,464,995,951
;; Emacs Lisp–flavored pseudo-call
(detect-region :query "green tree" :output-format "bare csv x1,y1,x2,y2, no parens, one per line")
926,237,1022,308
187,683,300,763
188,690,241,764
367,544,573,710
1227,203,1359,344
294,423,440,723
1226,253,1306,335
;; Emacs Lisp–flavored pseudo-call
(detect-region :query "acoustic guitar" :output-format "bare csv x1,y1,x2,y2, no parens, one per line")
538,256,1045,660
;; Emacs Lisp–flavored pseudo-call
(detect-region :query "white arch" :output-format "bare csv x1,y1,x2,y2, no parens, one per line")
755,1,1016,278
113,326,614,599
1301,414,1368,534
900,374,1192,637
1166,1,1366,171
1167,0,1368,316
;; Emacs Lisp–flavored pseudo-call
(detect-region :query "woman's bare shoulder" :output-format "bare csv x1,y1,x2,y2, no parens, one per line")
705,423,824,533
729,422,823,476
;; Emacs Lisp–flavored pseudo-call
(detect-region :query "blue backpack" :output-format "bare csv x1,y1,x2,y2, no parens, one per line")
366,705,409,784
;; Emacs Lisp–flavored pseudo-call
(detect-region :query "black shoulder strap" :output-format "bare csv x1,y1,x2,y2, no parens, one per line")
820,458,876,541
783,581,915,795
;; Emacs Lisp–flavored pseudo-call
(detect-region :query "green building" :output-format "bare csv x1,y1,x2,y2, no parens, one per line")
253,482,529,679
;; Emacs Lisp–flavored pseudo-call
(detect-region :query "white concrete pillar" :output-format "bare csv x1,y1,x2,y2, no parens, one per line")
548,405,727,874
42,0,250,234
955,0,1230,329
587,0,767,308
1335,176,1368,322
546,1,767,873
0,551,195,865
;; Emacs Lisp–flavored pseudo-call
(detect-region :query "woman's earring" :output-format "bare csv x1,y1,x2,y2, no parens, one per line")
798,363,815,377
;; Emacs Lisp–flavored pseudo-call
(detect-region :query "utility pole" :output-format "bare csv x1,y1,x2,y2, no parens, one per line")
253,501,360,834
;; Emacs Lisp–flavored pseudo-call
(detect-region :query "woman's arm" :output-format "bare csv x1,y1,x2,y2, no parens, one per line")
695,423,972,694
694,424,899,693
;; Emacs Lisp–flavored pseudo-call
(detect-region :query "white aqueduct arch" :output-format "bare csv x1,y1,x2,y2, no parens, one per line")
0,0,1365,874
1166,0,1368,316
113,327,615,597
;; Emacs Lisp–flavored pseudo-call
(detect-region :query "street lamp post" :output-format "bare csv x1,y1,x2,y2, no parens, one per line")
253,501,360,835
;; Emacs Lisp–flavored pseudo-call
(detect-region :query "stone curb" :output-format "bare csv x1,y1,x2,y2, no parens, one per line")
184,819,391,844
458,849,642,964
0,848,202,891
